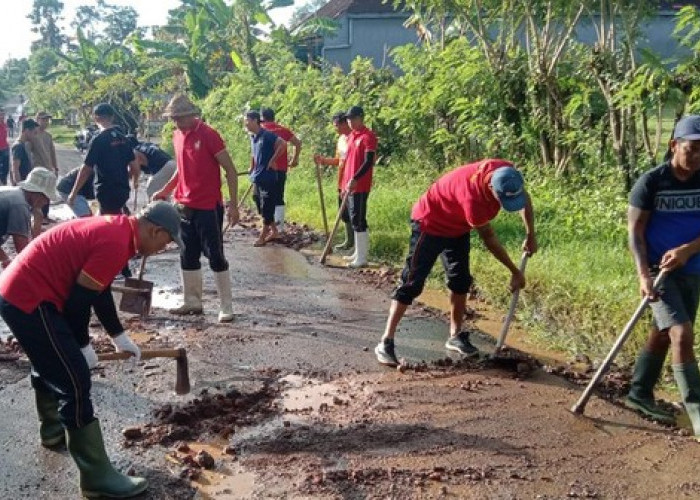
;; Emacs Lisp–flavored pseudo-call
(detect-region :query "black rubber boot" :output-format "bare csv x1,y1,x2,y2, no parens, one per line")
66,419,148,498
673,362,700,437
35,389,65,447
334,222,355,251
625,350,675,424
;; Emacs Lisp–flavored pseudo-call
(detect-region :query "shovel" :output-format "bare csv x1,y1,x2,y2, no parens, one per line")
495,252,529,351
112,256,152,317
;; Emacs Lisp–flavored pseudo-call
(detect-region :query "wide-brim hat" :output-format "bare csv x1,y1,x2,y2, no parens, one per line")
19,167,59,201
163,93,201,118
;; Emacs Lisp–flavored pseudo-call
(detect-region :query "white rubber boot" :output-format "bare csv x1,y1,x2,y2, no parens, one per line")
348,231,369,268
214,270,235,323
274,205,285,234
169,269,203,315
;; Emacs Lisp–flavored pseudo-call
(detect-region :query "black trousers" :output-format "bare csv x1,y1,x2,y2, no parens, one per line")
253,177,282,225
0,148,8,185
347,192,369,232
0,296,94,429
180,204,228,272
392,221,473,305
338,190,350,224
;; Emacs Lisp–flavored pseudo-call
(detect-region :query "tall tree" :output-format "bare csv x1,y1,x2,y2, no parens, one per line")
28,0,67,51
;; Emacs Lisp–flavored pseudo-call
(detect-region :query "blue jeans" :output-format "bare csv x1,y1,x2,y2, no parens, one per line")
0,296,94,429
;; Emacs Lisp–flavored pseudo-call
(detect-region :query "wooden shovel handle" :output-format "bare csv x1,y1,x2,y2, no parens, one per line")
97,348,184,361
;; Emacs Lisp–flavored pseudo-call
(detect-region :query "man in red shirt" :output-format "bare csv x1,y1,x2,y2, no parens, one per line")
342,106,378,267
152,93,239,323
0,201,183,498
374,160,537,367
261,108,302,234
314,111,353,251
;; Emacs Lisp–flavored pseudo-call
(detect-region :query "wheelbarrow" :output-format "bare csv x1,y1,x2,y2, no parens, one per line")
111,256,153,317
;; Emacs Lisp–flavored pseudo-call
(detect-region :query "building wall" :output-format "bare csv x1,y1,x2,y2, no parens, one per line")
320,11,692,71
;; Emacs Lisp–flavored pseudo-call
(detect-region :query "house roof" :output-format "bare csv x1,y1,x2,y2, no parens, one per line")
315,0,406,19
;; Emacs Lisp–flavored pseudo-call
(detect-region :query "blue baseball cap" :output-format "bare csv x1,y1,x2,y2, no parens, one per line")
491,167,526,212
673,115,700,140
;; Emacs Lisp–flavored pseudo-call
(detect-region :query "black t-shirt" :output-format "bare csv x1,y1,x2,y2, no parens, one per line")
135,142,171,174
57,166,95,199
84,126,134,200
11,141,32,181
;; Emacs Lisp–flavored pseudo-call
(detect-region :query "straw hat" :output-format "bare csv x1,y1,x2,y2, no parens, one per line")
163,94,200,118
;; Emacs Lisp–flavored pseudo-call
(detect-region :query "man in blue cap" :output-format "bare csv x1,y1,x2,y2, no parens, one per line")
374,159,537,366
626,115,700,438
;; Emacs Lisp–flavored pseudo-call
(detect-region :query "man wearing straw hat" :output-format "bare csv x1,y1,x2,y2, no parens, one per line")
0,167,58,268
152,93,239,323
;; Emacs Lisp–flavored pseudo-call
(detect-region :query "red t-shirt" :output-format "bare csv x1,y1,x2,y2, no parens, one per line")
411,159,512,238
0,122,7,150
0,215,138,314
261,122,296,172
173,119,227,210
342,126,378,194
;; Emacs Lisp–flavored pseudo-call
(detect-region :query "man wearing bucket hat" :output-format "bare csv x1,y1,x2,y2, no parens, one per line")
0,167,57,267
0,200,182,498
374,159,537,367
625,115,700,438
152,93,239,322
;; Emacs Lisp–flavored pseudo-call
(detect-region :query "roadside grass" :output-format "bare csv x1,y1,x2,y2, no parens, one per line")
50,124,78,147
234,156,652,363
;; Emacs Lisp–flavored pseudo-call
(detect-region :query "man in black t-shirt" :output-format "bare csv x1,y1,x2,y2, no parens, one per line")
11,119,39,186
67,103,134,215
127,138,177,200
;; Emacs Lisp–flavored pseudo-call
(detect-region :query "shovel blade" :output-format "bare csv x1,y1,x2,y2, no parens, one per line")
119,278,153,316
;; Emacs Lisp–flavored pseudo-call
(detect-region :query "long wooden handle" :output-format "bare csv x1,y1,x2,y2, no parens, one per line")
314,162,329,236
571,271,667,415
97,348,184,361
137,255,147,281
238,183,253,210
495,252,529,350
320,190,351,265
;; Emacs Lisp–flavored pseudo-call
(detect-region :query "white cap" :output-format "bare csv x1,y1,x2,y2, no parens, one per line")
19,167,59,201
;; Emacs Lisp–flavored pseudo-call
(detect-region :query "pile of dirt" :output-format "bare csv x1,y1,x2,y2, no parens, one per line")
234,207,321,251
123,381,281,448
297,465,496,497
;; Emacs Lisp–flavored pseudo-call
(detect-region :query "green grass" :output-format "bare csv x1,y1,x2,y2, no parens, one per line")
50,125,79,146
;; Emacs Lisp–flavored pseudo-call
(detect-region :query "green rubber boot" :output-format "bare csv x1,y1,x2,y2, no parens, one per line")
334,222,355,251
35,390,66,447
624,350,675,424
673,362,700,437
66,419,148,498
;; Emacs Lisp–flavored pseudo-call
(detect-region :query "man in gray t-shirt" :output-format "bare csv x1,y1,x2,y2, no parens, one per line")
0,167,59,269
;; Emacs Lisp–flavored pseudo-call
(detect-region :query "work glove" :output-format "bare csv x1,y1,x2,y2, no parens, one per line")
111,332,141,362
80,344,98,369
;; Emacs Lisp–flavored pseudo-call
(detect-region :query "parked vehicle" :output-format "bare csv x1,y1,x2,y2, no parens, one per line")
74,125,98,154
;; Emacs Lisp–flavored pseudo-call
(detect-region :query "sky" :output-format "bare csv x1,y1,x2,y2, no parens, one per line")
1,0,304,65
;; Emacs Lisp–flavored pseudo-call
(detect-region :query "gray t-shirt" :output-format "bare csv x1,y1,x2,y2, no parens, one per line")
0,187,31,240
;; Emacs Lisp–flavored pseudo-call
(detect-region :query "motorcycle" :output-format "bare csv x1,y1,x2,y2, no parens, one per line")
74,125,98,154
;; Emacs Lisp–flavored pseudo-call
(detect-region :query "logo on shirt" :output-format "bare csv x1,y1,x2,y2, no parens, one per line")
194,140,202,151
355,139,362,147
655,189,700,212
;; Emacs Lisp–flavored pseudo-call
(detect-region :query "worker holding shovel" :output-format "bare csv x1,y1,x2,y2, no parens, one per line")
625,115,700,436
0,200,183,498
314,111,353,252
374,159,536,367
